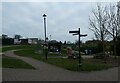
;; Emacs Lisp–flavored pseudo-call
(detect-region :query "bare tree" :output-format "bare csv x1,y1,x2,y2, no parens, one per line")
107,4,118,59
89,2,120,59
117,2,120,37
89,3,109,60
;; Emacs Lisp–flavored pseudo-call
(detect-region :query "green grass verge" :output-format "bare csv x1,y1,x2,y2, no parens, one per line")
0,58,1,68
2,45,38,52
3,45,116,71
0,48,2,52
2,56,35,69
14,49,111,72
0,47,2,67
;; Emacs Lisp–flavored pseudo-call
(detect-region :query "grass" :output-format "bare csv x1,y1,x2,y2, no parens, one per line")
2,45,37,69
0,47,2,67
14,49,114,72
2,55,35,69
0,48,2,52
0,57,1,68
2,44,37,52
3,45,118,71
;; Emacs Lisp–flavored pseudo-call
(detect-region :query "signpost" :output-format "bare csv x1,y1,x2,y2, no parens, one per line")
69,28,87,67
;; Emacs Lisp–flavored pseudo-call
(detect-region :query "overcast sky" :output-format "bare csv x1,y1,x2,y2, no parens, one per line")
2,2,116,42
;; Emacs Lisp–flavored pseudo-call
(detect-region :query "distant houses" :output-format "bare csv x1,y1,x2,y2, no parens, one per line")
1,34,62,45
2,34,39,45
14,39,21,44
14,38,38,45
28,38,38,44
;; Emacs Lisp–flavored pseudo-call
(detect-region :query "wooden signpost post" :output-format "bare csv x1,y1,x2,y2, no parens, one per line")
69,28,87,67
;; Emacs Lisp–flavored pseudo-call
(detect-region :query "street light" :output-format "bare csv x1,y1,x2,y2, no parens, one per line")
43,14,47,43
43,14,47,60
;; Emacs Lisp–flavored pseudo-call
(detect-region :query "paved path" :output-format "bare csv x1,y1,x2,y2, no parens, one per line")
2,50,119,81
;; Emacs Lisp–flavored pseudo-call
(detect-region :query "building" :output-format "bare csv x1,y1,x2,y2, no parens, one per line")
14,38,38,45
14,39,21,44
28,38,38,44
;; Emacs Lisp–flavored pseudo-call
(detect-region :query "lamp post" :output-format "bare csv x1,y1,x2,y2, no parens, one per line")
43,14,47,60
43,14,47,43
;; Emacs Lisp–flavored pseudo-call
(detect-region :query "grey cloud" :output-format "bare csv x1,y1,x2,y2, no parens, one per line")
2,2,113,42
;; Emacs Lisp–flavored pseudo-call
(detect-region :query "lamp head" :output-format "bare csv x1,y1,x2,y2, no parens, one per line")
43,14,47,17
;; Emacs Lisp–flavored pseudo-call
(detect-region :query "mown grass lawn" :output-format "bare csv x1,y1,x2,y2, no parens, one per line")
0,47,2,68
0,58,1,68
2,44,37,52
3,45,118,71
0,48,2,52
2,45,38,69
2,55,35,69
14,49,114,72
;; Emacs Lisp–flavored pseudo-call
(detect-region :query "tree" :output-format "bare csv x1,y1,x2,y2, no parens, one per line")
89,3,109,58
102,2,120,58
75,40,82,45
117,1,120,34
64,41,66,45
2,34,8,39
116,1,120,56
67,41,71,44
107,4,118,58
14,35,22,39
59,41,62,44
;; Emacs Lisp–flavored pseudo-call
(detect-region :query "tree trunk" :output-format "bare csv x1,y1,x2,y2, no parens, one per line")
114,37,117,59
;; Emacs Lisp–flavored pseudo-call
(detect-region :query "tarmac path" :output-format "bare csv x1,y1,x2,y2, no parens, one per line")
2,50,119,81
